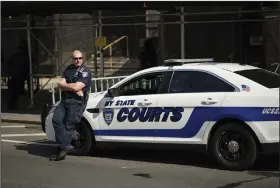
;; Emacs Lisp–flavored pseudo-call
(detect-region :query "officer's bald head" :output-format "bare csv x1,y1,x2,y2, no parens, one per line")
72,50,83,67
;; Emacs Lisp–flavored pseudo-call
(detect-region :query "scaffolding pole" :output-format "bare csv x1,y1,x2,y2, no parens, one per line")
181,7,185,59
279,4,280,63
279,19,280,62
2,8,276,23
145,10,149,38
92,12,98,77
26,14,34,106
98,10,104,77
126,37,129,58
159,12,165,65
2,18,278,31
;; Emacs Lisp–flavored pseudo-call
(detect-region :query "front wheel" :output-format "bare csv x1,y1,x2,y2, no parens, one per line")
71,120,95,156
209,122,259,171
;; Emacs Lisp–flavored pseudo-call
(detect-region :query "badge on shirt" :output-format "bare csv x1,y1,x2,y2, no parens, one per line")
82,72,88,78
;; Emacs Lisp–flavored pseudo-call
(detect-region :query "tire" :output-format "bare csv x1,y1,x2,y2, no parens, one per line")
209,122,259,171
71,120,95,156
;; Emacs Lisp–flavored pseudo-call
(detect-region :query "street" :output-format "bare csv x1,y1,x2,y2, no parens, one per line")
1,121,279,188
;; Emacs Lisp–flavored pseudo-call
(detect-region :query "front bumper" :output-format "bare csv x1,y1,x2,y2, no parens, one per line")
41,103,53,132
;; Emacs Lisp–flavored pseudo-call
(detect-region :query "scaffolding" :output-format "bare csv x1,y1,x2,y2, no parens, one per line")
1,7,279,107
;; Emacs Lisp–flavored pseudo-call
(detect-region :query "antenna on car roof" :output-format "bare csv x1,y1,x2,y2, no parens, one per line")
163,58,215,66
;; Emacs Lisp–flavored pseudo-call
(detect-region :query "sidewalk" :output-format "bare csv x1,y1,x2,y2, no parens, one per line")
1,113,41,124
1,88,54,124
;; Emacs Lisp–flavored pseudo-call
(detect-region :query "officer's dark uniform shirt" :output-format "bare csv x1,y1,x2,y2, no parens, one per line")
61,64,92,102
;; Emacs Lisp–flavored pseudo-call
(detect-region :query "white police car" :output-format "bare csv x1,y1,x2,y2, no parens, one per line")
41,59,279,171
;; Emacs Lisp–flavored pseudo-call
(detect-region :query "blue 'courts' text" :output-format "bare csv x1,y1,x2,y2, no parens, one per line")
117,107,184,122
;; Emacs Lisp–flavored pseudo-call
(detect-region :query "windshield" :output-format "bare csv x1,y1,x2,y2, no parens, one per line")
234,69,280,88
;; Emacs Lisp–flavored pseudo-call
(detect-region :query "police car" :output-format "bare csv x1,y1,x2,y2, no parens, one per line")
41,58,279,171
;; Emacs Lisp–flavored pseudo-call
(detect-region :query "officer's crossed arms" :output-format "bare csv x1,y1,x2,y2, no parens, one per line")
58,78,85,97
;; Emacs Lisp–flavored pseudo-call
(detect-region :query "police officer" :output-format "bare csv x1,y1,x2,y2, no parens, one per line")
50,50,92,161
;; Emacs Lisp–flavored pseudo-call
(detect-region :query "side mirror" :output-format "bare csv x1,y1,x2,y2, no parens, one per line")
107,88,118,97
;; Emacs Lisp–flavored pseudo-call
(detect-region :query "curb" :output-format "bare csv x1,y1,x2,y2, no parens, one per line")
1,113,41,125
1,119,41,125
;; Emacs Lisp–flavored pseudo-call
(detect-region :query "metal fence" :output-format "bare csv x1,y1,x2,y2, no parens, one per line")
50,75,128,104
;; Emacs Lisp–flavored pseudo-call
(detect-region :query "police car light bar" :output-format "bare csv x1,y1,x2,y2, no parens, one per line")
163,58,215,66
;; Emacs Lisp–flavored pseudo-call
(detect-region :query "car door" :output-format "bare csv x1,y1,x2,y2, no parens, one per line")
154,70,238,144
97,70,171,143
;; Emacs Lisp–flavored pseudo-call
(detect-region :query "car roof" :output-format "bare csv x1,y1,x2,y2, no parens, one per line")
162,59,260,72
188,62,260,72
134,62,260,76
169,62,260,72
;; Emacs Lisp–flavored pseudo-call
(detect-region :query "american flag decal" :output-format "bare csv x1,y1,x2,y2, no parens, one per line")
241,84,250,92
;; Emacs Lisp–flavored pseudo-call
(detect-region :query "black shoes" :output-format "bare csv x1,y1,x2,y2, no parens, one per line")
49,146,74,161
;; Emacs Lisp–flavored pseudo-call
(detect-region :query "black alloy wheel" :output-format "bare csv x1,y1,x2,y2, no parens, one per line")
209,122,259,171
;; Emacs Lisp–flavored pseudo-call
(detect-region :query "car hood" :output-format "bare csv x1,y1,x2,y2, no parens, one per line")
85,91,108,109
89,91,106,98
48,91,107,114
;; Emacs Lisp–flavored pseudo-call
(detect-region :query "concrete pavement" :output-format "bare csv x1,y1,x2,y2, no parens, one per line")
1,113,41,124
1,122,279,188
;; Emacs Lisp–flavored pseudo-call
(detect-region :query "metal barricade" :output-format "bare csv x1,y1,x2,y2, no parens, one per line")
49,75,127,105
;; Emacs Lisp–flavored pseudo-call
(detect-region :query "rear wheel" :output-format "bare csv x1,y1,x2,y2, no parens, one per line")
209,122,259,171
71,120,95,156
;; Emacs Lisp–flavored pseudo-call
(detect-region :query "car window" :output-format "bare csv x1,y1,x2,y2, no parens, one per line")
118,72,165,96
234,69,280,88
169,71,236,93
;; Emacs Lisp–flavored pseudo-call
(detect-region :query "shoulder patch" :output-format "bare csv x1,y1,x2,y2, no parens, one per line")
79,67,85,72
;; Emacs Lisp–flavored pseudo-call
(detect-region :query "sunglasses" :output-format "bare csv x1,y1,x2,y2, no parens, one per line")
73,57,83,60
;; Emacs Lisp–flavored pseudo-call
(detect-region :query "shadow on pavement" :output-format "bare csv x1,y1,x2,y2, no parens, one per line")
216,168,279,188
91,147,279,172
216,176,272,188
92,147,221,169
14,141,279,173
14,141,58,159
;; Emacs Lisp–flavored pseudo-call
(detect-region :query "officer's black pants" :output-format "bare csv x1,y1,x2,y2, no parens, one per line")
52,98,84,150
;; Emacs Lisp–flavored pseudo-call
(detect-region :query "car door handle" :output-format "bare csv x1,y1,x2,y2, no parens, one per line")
201,98,218,105
138,99,152,106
